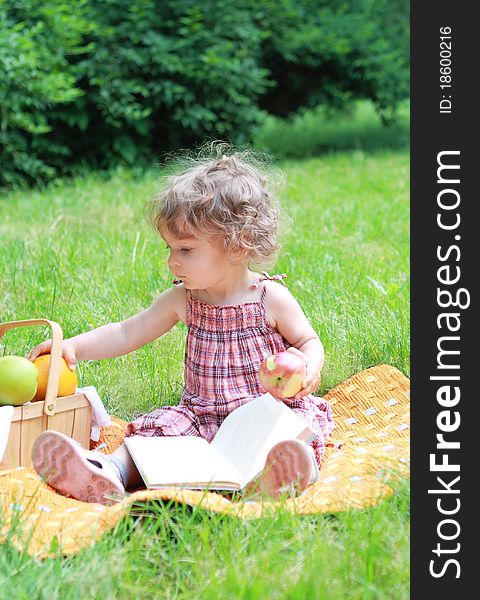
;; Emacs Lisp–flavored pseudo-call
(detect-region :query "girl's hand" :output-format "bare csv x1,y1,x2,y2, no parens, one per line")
26,339,78,371
286,347,321,399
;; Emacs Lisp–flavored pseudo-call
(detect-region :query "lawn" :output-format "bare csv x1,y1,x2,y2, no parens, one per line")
0,102,409,599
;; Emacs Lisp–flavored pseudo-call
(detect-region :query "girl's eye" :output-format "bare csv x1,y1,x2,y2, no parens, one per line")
163,244,192,253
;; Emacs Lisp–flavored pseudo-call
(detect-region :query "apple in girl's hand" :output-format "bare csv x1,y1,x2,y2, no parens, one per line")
0,355,38,406
258,351,306,399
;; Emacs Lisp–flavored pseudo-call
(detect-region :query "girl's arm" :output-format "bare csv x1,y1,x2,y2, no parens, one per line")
74,286,181,360
28,286,181,365
265,283,324,399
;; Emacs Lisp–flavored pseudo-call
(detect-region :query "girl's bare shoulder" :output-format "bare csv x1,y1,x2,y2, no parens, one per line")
169,282,188,323
262,279,298,329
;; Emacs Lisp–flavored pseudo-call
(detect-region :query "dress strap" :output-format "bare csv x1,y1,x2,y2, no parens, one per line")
250,271,287,288
173,273,287,290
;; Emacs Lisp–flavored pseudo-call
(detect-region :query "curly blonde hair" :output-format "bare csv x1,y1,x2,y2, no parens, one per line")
148,142,286,268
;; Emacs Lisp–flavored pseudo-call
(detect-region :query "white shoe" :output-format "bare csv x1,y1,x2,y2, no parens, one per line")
32,430,124,505
243,439,318,500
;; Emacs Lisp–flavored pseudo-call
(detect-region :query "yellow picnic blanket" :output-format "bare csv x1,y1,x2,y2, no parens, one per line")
0,364,409,558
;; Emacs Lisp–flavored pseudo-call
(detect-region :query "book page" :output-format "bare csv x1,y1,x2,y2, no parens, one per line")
210,393,315,488
124,435,242,489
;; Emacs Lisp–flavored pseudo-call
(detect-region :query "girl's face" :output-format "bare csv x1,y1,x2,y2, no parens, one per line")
161,226,234,290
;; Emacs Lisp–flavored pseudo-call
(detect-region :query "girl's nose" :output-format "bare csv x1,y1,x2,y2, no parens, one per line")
168,255,181,270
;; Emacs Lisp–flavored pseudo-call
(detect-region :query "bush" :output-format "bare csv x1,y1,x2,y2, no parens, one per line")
0,0,409,188
256,0,409,123
0,0,93,187
44,0,269,173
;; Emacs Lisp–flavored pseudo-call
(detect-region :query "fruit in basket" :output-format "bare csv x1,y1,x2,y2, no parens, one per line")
0,355,39,406
258,351,307,399
33,354,78,400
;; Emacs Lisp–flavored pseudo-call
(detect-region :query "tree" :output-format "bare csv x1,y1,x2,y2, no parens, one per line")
0,0,409,188
0,0,93,186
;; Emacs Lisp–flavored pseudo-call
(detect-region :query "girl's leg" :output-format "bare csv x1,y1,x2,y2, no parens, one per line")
306,443,320,483
104,442,143,489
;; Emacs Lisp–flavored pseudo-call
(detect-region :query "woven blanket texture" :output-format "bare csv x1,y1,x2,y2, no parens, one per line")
0,364,410,558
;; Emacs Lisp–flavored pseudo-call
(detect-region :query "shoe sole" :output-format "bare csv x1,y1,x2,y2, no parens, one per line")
32,430,124,505
244,439,313,499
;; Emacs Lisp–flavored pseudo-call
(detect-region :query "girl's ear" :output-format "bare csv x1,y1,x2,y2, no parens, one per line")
217,232,248,267
227,244,246,267
229,230,253,266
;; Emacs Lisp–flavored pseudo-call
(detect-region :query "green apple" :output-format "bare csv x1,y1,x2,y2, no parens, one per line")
0,355,38,406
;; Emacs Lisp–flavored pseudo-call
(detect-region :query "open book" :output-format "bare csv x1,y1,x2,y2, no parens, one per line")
124,393,316,493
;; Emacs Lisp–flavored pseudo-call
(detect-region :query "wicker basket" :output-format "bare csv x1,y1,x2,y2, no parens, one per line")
0,319,92,470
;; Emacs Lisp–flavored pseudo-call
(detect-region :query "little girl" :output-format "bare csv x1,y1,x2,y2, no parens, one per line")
27,149,334,504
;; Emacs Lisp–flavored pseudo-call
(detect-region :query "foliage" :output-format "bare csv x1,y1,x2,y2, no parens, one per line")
256,0,409,122
44,0,269,172
0,0,93,186
0,0,409,188
255,99,410,160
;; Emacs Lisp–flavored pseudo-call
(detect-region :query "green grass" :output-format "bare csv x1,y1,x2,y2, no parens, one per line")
0,103,409,598
1,479,409,599
255,99,409,160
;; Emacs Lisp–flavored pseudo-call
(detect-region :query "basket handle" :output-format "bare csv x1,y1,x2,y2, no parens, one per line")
0,319,64,416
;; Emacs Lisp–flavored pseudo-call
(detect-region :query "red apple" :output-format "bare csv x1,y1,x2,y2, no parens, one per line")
258,351,306,399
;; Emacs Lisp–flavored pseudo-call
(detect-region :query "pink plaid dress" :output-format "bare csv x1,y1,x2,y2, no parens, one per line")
125,273,334,466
